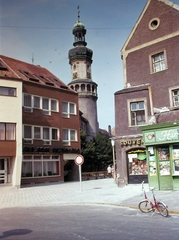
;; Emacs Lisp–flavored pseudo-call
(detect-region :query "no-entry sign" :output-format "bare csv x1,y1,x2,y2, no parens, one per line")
74,154,84,166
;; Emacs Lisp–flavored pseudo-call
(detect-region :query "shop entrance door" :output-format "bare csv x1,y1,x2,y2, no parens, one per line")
157,147,173,190
0,158,7,184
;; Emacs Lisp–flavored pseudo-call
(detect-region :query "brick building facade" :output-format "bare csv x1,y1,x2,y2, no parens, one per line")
114,0,179,186
0,55,81,188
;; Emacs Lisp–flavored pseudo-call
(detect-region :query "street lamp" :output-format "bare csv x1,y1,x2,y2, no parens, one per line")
110,138,116,183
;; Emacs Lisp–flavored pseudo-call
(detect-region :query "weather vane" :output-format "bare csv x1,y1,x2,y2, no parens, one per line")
77,5,80,21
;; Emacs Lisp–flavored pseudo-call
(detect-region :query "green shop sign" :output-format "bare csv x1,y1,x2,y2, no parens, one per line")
144,128,179,144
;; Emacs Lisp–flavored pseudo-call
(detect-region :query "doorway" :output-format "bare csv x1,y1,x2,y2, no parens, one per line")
0,158,7,184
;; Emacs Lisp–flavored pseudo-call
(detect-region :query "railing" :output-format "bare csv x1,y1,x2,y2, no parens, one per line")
82,171,108,180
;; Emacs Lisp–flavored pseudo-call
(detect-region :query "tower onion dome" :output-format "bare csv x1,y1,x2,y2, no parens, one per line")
68,47,93,63
72,20,87,47
69,17,93,64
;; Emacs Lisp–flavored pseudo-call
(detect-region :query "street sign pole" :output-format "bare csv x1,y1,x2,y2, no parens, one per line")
79,165,82,192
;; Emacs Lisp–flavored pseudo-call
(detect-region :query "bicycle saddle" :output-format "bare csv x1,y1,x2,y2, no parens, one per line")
149,187,155,190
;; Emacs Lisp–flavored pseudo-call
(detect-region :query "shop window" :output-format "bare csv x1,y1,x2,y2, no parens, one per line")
128,153,148,175
158,147,170,176
130,101,146,126
148,147,157,176
21,155,60,178
172,145,179,175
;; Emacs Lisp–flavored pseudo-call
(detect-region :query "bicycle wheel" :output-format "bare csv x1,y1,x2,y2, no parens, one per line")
138,200,152,213
158,202,169,217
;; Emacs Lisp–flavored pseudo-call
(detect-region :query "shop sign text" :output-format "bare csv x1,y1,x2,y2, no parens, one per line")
120,139,143,146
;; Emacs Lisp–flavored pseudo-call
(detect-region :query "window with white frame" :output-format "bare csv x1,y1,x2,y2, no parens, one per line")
129,101,146,126
21,155,60,178
23,125,59,144
52,128,58,140
23,93,58,114
151,51,167,73
62,101,76,118
34,96,40,109
0,87,16,96
62,129,77,145
24,125,32,143
0,123,16,140
42,98,50,115
172,89,179,107
34,126,41,139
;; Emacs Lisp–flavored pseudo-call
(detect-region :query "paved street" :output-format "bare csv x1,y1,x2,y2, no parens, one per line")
0,205,179,240
0,179,179,215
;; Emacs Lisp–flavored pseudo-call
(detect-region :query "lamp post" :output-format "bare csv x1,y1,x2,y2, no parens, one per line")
111,138,116,183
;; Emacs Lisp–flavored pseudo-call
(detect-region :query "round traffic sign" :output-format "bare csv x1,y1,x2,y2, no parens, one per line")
74,154,84,166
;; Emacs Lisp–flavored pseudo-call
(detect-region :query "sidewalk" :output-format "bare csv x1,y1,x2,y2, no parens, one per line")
0,179,178,214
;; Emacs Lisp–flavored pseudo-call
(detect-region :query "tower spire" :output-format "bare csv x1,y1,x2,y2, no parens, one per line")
77,5,80,21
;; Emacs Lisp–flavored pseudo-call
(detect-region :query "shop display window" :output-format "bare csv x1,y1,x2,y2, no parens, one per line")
172,145,179,175
158,148,169,160
149,161,156,176
158,147,170,176
159,161,170,175
128,153,148,175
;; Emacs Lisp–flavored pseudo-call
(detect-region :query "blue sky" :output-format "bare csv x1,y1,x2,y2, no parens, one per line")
1,0,179,130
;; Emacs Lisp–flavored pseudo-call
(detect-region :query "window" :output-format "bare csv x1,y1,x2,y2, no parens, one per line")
43,127,50,140
24,125,32,143
51,99,58,111
24,94,33,112
130,101,146,126
172,89,179,107
0,87,16,96
34,96,40,109
62,102,76,118
62,129,77,145
34,127,41,139
0,123,16,140
52,128,58,140
24,125,59,144
23,93,58,114
21,155,60,178
42,98,50,115
151,51,166,73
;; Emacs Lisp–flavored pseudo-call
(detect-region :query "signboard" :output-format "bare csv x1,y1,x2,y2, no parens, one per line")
74,154,84,192
74,154,84,166
144,128,179,145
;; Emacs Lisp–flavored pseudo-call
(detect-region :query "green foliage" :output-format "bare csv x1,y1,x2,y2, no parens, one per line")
80,131,113,171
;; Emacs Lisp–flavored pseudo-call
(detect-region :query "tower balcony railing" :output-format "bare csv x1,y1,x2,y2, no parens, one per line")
78,91,98,97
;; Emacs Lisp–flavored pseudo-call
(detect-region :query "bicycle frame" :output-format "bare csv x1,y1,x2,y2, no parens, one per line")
141,181,168,212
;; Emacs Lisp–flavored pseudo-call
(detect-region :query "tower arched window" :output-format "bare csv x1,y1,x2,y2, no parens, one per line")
75,84,79,92
71,86,74,90
87,84,91,92
92,85,95,93
81,84,85,91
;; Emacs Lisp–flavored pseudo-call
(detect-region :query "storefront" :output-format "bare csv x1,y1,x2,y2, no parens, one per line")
140,122,179,190
118,137,148,184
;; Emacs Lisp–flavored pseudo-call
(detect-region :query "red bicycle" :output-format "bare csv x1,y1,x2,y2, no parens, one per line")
138,181,168,217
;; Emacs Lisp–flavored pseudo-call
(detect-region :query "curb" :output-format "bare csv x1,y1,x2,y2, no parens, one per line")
71,202,179,215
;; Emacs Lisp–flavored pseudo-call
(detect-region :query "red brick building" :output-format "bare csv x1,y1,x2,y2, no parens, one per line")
114,0,179,185
0,55,80,187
